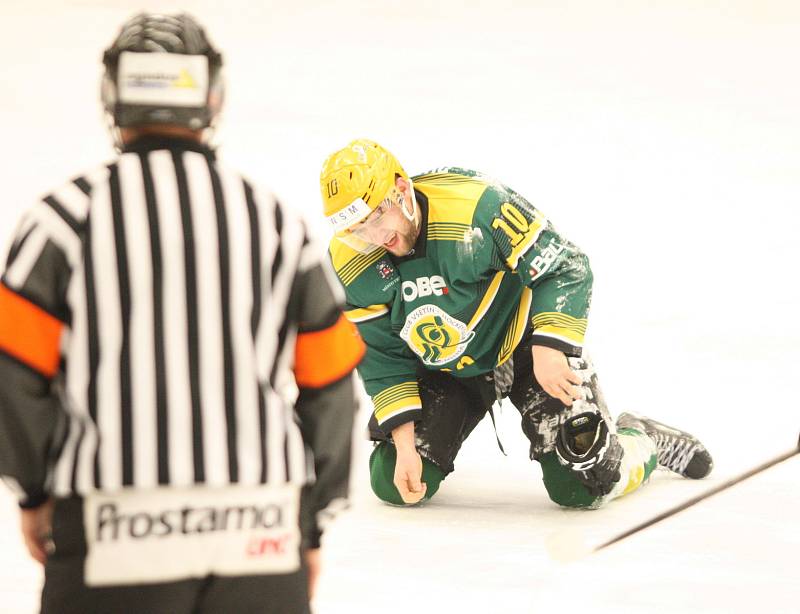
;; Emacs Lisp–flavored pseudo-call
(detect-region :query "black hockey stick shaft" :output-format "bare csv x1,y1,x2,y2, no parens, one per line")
595,435,800,552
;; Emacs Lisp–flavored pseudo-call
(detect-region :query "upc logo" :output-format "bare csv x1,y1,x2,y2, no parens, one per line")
401,275,448,302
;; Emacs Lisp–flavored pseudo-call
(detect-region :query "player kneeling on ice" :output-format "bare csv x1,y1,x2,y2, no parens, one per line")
319,139,712,509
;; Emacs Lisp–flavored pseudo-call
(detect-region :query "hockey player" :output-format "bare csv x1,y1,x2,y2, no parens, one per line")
0,14,364,614
320,139,712,508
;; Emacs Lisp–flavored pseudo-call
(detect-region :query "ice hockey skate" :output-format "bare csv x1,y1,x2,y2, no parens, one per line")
617,413,713,479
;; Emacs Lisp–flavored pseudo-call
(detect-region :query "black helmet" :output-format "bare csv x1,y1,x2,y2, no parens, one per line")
101,13,224,133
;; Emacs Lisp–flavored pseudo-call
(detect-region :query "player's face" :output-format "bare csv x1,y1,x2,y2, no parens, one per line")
350,178,419,256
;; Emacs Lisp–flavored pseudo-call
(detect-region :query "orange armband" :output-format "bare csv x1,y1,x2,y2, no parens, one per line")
294,314,365,388
0,283,63,377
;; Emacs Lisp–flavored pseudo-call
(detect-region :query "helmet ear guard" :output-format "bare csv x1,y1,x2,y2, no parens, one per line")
397,177,419,225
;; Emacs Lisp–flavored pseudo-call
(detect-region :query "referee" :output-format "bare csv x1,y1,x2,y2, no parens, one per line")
0,13,363,614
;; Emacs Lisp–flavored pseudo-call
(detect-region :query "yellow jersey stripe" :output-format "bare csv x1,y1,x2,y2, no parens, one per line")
533,327,585,346
428,230,469,237
337,249,380,282
413,172,453,182
498,317,518,367
375,398,422,424
419,177,482,185
532,312,588,336
338,248,386,286
466,271,505,331
421,176,488,226
428,222,471,229
429,234,469,241
414,173,485,185
428,228,471,241
497,288,532,366
344,304,389,324
336,251,371,280
373,382,419,407
374,387,420,410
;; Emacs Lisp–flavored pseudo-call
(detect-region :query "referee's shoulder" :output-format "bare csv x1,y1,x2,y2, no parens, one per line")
35,162,113,234
235,170,304,231
206,155,308,247
213,157,275,207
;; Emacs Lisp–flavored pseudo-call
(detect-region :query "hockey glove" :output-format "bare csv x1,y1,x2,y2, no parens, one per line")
555,411,623,498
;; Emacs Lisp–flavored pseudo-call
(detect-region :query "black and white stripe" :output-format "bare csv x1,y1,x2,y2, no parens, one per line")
8,141,312,497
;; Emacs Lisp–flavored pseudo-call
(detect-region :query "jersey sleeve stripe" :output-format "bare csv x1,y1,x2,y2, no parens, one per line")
374,403,422,426
373,386,418,408
531,327,585,347
372,381,418,406
532,312,588,336
0,282,64,378
294,313,365,388
372,381,421,425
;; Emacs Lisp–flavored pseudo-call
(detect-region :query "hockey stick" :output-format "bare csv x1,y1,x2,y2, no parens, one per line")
546,433,800,562
595,434,800,552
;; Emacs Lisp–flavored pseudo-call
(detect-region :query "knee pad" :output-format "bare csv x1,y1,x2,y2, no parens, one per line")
539,451,603,509
554,411,623,497
520,354,613,459
369,442,445,506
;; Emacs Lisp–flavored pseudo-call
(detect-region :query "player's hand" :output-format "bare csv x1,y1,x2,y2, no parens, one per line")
532,345,582,406
393,447,427,505
20,499,54,565
305,547,321,600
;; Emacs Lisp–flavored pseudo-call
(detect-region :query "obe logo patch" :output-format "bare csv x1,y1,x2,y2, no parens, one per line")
400,275,448,302
400,304,474,366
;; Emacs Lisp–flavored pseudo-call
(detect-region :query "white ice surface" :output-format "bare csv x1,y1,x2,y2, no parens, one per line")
1,1,799,613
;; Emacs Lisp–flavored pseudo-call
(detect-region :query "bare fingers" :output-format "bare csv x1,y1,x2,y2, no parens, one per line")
544,375,583,406
395,477,427,504
23,533,47,565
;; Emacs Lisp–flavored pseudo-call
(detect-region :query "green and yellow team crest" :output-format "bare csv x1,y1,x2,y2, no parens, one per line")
400,304,476,366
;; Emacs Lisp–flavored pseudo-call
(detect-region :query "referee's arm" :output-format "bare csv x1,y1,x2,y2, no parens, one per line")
0,215,71,510
291,247,365,549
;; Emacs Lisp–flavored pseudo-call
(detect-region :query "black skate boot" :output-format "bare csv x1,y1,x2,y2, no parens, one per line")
617,413,713,479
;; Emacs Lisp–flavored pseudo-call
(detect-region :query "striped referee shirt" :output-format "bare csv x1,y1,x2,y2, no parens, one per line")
0,136,364,513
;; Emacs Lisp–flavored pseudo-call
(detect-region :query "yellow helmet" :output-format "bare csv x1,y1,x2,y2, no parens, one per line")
320,138,408,236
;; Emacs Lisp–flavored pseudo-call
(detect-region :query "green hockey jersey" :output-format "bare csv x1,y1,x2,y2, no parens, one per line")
329,168,593,435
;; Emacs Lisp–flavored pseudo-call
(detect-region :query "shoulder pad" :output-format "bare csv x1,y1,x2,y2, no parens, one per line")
412,169,493,228
412,167,488,183
328,238,398,304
